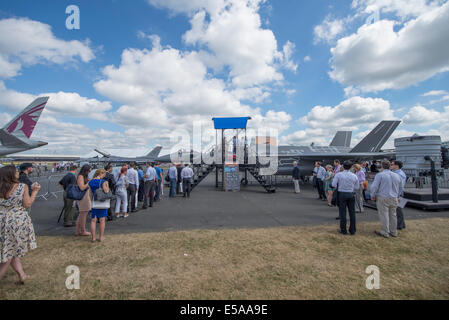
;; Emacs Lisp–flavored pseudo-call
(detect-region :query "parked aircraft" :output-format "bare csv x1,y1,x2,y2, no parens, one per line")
274,120,401,176
81,145,163,164
0,97,49,157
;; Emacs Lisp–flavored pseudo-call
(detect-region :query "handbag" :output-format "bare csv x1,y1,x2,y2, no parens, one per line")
94,186,113,201
66,184,87,200
165,174,170,183
92,199,110,209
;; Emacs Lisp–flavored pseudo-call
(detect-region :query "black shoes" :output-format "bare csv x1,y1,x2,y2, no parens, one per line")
337,230,347,235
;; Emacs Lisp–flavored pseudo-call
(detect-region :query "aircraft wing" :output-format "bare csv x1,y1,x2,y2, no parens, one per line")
293,151,396,160
0,129,29,147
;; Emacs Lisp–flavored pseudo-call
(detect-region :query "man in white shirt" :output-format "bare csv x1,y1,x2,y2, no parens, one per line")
181,164,194,198
370,160,402,238
313,162,327,201
126,162,139,213
142,162,157,209
332,161,360,235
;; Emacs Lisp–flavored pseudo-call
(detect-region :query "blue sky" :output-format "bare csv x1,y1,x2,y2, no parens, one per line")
0,0,448,156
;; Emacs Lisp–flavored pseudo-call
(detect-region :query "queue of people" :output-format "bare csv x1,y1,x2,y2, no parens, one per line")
1,155,408,286
293,159,407,237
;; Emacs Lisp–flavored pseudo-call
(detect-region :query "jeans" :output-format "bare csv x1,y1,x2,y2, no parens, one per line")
397,207,406,229
155,181,161,201
169,178,176,197
138,180,145,202
115,189,128,213
338,192,356,234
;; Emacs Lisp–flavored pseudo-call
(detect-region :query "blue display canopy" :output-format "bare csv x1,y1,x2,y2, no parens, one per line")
212,117,251,130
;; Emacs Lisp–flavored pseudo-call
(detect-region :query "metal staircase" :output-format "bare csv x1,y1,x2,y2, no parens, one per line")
191,164,216,191
247,167,276,193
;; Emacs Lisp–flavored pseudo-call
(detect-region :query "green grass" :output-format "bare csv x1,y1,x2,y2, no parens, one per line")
0,218,448,300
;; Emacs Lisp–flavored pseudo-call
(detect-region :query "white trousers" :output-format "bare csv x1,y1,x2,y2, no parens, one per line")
115,189,128,213
293,179,300,193
376,197,398,237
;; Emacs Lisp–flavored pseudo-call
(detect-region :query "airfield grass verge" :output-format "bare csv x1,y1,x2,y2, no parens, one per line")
0,218,448,299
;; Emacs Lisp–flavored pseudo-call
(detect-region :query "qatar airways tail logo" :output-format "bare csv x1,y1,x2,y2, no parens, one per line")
6,103,46,138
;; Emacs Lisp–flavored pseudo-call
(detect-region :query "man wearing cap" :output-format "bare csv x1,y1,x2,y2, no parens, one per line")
19,163,34,196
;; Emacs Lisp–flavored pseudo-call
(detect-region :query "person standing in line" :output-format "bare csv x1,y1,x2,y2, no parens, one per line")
361,161,368,173
181,164,194,198
154,162,163,202
75,164,92,237
353,164,366,213
137,166,145,203
89,169,110,242
19,163,34,196
142,162,156,209
370,160,402,238
391,160,407,230
168,163,178,198
370,160,379,173
333,160,342,175
292,161,301,194
104,164,116,221
115,167,129,218
58,165,77,227
176,164,183,194
313,162,327,201
332,161,359,235
126,163,139,213
0,165,40,284
324,165,334,207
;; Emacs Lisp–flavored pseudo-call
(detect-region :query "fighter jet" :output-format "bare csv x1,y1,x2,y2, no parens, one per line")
0,97,49,157
83,145,163,164
274,120,401,176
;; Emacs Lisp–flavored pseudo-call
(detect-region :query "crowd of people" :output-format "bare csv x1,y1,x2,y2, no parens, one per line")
293,159,407,237
1,156,408,285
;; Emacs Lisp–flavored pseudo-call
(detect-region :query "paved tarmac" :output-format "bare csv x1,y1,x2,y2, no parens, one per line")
29,173,448,236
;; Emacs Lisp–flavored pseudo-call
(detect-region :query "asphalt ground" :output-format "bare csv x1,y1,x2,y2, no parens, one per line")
28,173,448,236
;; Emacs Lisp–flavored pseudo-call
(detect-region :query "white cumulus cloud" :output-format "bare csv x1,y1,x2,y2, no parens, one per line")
0,18,95,79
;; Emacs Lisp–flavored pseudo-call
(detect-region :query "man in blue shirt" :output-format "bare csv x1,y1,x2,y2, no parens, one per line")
168,163,178,198
313,162,327,201
391,160,407,230
370,160,402,238
332,161,360,235
154,162,163,201
137,166,144,202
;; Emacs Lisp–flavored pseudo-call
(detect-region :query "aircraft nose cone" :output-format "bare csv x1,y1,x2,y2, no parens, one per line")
38,141,48,147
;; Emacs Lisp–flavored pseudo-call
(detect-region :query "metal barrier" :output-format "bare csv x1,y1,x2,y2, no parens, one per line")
33,174,66,201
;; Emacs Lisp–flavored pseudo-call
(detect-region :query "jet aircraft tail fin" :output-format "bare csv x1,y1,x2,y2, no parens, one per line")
350,121,401,153
147,145,162,158
3,97,49,140
94,148,111,157
330,131,352,147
